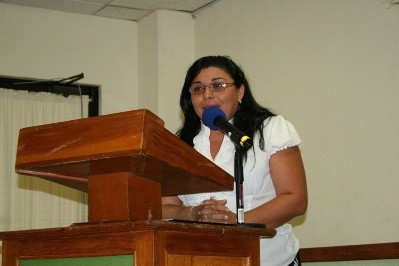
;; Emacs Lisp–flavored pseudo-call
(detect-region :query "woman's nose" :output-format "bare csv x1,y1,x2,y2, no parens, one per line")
203,86,214,99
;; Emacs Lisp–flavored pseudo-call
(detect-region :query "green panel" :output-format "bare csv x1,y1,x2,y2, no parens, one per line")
20,255,133,266
303,259,399,266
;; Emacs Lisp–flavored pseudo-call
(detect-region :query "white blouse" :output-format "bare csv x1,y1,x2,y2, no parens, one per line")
178,115,302,266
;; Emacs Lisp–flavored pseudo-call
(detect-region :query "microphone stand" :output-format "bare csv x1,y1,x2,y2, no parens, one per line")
234,147,265,228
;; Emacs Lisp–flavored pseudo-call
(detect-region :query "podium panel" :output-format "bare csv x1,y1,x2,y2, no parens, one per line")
1,221,276,266
19,255,133,266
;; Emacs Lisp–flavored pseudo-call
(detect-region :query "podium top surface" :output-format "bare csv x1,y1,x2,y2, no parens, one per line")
15,109,234,195
0,220,277,240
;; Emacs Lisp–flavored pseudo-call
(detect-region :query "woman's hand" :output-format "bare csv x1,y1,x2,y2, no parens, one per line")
197,197,235,224
162,196,233,223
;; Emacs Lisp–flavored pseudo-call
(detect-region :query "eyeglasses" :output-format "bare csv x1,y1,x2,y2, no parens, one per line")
189,81,235,95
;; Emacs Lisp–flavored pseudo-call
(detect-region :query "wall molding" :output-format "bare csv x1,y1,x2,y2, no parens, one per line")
300,242,399,262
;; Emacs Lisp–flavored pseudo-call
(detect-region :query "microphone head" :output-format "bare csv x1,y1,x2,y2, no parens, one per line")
202,106,226,130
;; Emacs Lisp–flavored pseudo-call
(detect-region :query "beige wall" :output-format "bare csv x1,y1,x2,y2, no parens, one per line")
156,10,194,132
138,10,194,132
0,2,137,115
1,0,398,249
194,0,399,247
138,12,159,115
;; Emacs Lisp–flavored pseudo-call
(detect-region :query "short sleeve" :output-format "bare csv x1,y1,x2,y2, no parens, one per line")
262,115,301,155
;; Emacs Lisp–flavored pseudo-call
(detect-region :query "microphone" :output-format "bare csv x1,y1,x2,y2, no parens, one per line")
202,106,252,152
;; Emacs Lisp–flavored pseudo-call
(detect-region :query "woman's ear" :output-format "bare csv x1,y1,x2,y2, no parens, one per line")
238,84,245,102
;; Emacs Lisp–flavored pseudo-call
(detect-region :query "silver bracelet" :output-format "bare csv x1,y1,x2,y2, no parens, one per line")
188,206,196,221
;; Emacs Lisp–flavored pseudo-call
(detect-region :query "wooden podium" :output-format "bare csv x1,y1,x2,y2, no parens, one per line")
0,110,276,265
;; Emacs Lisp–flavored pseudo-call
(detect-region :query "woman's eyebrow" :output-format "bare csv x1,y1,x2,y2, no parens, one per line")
211,77,226,81
191,77,226,84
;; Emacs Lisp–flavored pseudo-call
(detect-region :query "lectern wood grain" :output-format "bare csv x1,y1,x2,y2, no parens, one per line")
0,221,276,266
15,109,234,222
88,172,162,222
15,109,233,195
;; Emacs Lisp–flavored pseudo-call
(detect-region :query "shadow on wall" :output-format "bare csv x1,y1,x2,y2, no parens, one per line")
18,175,87,204
291,212,307,227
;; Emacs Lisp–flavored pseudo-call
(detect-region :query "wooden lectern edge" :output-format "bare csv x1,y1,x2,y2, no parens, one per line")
14,109,163,167
0,220,277,241
15,152,131,171
15,156,234,195
16,169,87,183
75,220,277,238
14,109,233,193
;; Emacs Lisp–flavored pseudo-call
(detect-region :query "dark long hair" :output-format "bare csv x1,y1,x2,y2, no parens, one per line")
177,56,275,152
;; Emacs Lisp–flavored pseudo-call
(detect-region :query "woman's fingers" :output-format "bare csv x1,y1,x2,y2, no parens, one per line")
201,198,229,213
197,197,231,222
199,204,229,214
199,213,229,223
202,198,227,206
199,209,229,222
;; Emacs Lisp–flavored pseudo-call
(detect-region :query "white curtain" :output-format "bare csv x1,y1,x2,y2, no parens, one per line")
0,89,89,261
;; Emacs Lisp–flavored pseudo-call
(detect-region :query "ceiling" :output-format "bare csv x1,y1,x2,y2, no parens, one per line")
0,0,218,21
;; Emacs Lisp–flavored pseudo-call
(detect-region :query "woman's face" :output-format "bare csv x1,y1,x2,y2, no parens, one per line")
190,67,244,122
